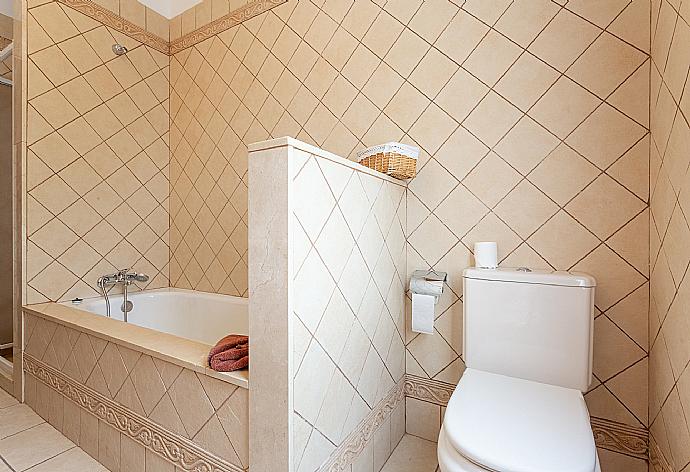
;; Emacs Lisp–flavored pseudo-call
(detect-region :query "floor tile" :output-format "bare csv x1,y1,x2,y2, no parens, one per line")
0,404,43,439
0,422,75,471
381,434,438,472
0,389,17,409
25,447,108,472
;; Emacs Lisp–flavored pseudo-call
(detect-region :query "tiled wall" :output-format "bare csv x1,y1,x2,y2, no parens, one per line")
648,1,690,470
169,0,255,40
25,0,170,303
403,3,650,462
167,0,651,447
290,146,406,470
21,0,660,468
86,0,170,40
23,311,249,471
168,31,253,295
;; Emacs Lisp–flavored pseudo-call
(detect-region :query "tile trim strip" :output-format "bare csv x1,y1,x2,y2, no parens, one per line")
56,0,170,54
54,0,286,56
404,374,455,404
169,0,287,55
23,353,243,472
404,375,649,460
590,417,648,459
320,379,405,472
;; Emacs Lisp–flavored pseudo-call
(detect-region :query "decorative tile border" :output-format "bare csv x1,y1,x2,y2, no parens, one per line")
320,380,405,472
404,375,649,460
169,0,287,55
404,374,454,405
54,0,285,56
23,353,243,472
590,417,648,459
56,0,170,54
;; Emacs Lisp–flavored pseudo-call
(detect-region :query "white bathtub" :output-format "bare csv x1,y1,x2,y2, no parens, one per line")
66,288,248,346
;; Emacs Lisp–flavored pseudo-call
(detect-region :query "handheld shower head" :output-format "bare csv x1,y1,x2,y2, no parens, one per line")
133,273,149,283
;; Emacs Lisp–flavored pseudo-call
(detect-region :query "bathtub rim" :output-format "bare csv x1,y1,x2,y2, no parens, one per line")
64,286,249,310
22,300,249,389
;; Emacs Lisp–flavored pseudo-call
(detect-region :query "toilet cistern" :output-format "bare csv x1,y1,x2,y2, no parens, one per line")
438,268,599,472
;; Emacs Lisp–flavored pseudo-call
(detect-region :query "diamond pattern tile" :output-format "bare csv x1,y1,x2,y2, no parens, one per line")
23,314,247,470
163,0,654,438
291,152,405,462
26,1,170,303
650,1,690,467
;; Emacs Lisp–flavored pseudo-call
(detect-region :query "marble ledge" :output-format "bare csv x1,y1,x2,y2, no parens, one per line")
23,303,249,390
248,137,410,188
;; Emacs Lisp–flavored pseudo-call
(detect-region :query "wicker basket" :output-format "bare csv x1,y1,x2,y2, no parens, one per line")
357,142,419,180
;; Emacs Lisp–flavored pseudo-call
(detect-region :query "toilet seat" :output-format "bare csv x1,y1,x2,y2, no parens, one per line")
438,427,601,472
439,369,598,472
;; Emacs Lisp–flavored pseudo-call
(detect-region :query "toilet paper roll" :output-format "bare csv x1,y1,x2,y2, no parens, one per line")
474,241,498,269
412,293,435,334
409,276,444,298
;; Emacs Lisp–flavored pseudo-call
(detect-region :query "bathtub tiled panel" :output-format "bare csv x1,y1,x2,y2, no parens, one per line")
290,149,406,471
23,312,249,470
649,1,690,471
25,0,171,303
167,0,650,442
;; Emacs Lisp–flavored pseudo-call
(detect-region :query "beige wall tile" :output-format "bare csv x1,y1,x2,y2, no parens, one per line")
62,399,81,444
405,397,440,442
145,448,174,472
79,407,99,458
650,1,690,468
97,420,120,471
26,0,170,302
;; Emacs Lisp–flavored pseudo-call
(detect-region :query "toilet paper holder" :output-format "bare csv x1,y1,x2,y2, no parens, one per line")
409,270,447,303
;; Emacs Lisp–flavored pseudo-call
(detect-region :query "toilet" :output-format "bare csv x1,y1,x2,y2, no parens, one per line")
438,268,601,472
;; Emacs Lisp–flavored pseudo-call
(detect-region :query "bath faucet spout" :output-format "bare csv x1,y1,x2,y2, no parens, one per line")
96,269,149,321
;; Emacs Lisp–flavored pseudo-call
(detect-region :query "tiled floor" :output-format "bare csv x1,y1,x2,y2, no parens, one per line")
381,434,439,472
0,388,106,472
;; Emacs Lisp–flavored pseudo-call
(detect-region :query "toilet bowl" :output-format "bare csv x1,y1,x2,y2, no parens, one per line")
438,269,599,472
438,427,601,472
437,369,601,472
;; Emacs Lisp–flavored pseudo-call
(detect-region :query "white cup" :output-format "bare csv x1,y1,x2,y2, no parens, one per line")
474,242,498,269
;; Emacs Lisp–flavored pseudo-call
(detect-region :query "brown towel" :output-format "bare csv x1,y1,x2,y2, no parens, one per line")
208,335,249,372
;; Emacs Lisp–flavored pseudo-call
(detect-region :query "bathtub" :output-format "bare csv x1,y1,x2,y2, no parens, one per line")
65,288,248,346
25,287,250,472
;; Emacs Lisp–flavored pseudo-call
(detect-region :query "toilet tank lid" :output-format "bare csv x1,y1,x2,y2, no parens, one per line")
463,268,596,287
